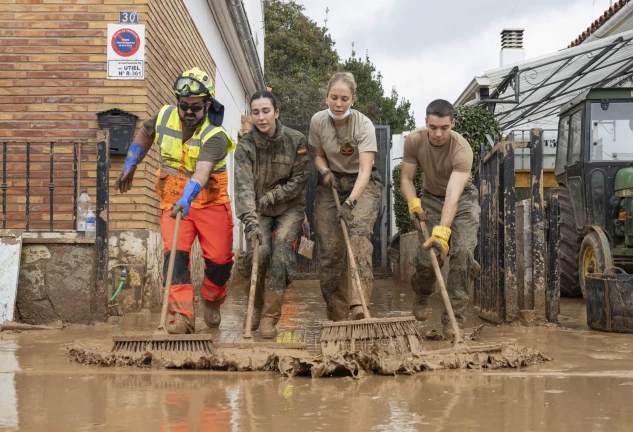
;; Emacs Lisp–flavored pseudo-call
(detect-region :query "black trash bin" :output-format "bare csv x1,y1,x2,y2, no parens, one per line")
586,267,633,333
96,108,139,155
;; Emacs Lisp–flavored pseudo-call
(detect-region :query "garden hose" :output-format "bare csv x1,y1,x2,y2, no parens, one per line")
110,268,127,303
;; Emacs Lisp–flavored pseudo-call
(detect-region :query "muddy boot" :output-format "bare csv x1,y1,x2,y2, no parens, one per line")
259,317,276,339
243,307,262,331
260,290,283,339
443,322,465,341
325,294,349,321
350,305,366,320
203,300,222,329
412,295,431,321
168,313,195,334
470,260,481,281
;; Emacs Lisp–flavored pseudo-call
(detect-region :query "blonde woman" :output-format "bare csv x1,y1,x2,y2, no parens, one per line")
309,72,383,321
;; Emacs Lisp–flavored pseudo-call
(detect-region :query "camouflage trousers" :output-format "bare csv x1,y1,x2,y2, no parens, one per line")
238,204,304,313
315,175,383,321
411,183,480,325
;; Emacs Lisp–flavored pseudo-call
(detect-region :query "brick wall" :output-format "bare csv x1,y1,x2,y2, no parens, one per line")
0,0,217,231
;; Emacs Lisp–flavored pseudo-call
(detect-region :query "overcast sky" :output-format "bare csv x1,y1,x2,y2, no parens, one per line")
297,0,616,125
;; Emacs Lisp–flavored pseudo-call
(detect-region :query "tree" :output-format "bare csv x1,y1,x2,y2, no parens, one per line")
264,0,339,121
342,49,416,135
263,1,416,131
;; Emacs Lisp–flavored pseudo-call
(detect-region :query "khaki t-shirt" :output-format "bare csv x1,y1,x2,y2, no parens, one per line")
403,128,473,196
308,109,377,174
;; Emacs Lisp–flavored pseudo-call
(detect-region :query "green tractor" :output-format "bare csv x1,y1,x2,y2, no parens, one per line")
552,88,633,298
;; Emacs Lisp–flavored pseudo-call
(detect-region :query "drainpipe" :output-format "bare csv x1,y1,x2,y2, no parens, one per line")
228,0,266,91
583,1,633,44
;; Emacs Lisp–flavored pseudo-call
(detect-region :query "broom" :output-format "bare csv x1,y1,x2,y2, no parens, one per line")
415,202,502,352
217,238,306,350
319,188,425,357
111,210,214,359
413,205,464,348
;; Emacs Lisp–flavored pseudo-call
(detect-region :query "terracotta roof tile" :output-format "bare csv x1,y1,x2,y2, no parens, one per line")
568,0,630,47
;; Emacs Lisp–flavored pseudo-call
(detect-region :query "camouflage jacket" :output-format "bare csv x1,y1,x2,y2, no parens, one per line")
235,120,310,227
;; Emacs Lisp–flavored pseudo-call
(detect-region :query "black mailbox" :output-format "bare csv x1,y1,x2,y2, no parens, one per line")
96,108,139,155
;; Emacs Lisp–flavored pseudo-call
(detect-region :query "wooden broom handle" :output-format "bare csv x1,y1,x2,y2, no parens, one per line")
332,187,371,319
243,240,260,339
157,210,182,333
417,212,463,347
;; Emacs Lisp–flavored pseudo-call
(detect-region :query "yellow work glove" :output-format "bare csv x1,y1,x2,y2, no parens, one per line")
407,198,426,232
423,226,451,255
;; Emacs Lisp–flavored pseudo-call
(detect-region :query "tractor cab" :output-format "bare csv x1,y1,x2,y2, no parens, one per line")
552,88,633,298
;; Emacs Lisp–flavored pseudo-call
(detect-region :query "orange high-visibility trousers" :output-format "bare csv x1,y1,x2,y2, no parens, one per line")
161,203,234,319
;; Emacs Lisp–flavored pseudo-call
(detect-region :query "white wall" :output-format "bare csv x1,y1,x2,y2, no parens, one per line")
242,0,265,72
184,0,250,249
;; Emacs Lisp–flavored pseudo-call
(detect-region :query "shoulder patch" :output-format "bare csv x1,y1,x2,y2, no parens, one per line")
297,148,307,155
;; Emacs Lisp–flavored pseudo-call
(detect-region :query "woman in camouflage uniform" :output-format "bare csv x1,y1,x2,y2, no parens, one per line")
235,91,310,338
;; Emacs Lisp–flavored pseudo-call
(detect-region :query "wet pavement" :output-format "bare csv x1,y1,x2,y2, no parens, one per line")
2,279,633,431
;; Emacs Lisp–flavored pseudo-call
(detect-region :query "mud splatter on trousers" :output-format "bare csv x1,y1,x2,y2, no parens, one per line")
314,173,383,320
411,183,480,325
238,204,304,321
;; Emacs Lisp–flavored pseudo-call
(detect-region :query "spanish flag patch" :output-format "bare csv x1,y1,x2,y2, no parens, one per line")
297,148,307,155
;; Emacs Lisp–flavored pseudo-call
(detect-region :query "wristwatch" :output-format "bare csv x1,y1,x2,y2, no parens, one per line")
346,198,357,209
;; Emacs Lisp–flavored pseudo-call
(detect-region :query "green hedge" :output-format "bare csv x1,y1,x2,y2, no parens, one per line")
453,105,501,169
391,105,501,234
391,163,423,234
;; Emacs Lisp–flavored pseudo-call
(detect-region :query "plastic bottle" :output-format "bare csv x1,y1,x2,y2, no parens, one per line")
77,190,91,235
85,207,96,239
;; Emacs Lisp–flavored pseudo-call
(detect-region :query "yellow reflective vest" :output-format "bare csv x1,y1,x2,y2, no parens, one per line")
153,105,236,209
154,105,236,175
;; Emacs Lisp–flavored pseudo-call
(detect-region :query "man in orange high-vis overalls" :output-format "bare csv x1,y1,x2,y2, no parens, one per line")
114,67,236,334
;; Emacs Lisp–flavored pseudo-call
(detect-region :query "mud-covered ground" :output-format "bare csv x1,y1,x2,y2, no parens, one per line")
2,279,633,431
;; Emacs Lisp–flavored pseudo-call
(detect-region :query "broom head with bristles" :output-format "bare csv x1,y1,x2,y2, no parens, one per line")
111,333,214,360
319,316,424,357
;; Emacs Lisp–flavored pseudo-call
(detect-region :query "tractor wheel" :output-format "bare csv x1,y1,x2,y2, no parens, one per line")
552,187,582,297
579,231,609,299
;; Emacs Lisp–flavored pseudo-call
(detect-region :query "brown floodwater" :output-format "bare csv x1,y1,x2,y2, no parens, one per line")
1,280,633,431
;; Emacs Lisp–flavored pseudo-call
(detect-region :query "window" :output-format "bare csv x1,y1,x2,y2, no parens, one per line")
590,102,633,161
590,170,606,227
569,110,582,166
555,116,569,175
568,177,585,229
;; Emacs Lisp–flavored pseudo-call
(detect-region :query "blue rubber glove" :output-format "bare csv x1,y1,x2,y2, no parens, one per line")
123,142,145,175
171,180,202,218
114,142,146,193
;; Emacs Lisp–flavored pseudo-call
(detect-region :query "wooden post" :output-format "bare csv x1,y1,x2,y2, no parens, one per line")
530,129,546,319
94,129,109,322
546,192,560,323
516,200,525,310
503,142,518,322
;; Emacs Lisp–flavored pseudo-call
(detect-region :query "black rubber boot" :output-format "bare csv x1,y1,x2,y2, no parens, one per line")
203,300,222,329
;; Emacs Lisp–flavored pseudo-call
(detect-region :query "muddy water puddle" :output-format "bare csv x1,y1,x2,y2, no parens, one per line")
2,280,633,431
2,361,633,431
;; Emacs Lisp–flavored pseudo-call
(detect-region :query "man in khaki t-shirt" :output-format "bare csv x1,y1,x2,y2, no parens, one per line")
400,99,480,340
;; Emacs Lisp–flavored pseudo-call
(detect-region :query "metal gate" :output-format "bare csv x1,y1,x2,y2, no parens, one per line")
286,122,391,278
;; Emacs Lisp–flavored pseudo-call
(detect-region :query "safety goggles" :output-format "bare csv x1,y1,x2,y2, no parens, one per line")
173,76,208,97
178,102,205,113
